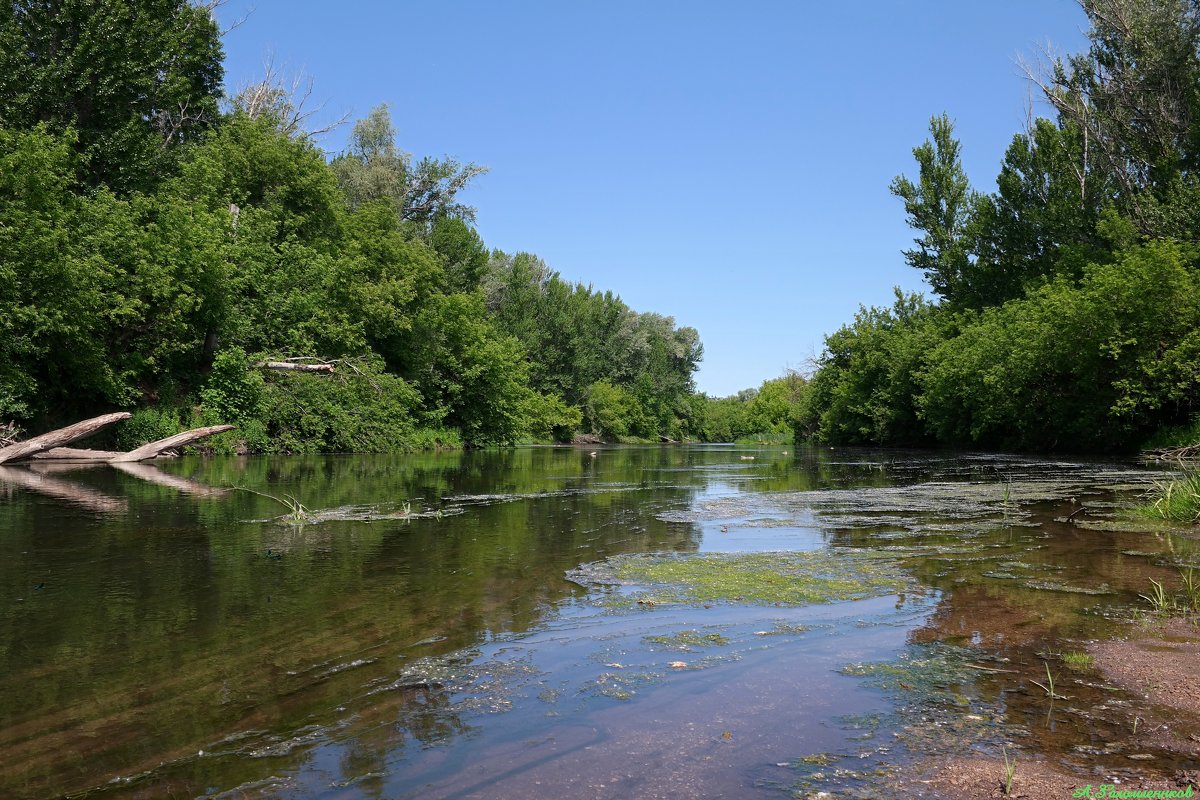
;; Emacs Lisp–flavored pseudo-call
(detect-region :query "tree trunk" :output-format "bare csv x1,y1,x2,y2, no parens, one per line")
30,447,128,462
258,360,335,373
107,424,235,463
0,412,132,465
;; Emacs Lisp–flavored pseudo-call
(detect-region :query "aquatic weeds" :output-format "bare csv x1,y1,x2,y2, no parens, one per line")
1029,662,1069,700
643,629,730,651
570,550,915,608
1140,470,1200,523
1179,567,1200,611
1138,577,1172,614
234,486,311,522
1059,651,1094,670
1000,477,1015,524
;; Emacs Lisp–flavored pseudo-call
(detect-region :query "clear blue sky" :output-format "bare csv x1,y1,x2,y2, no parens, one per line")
215,1,1089,397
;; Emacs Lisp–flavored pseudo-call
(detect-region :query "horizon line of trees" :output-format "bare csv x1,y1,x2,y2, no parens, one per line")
793,0,1200,454
0,0,710,451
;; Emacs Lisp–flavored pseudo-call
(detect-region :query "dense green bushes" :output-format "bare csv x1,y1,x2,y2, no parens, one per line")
802,241,1200,453
696,375,809,443
800,0,1200,454
0,4,703,452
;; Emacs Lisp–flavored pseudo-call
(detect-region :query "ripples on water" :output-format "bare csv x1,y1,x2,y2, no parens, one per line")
0,446,1193,798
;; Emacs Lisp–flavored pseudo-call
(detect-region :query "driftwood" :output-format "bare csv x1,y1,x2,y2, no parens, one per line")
0,412,131,465
108,425,235,463
572,433,604,445
5,421,234,464
0,422,20,448
29,447,128,462
257,358,335,374
1144,443,1200,462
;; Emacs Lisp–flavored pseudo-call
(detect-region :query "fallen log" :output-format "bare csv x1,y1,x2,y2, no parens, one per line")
0,412,131,465
108,424,235,463
29,447,128,462
257,360,335,373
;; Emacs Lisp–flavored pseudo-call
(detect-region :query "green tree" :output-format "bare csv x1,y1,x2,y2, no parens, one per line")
970,119,1112,305
0,0,224,192
803,290,942,446
330,104,486,228
890,114,977,304
1035,0,1200,237
920,242,1200,451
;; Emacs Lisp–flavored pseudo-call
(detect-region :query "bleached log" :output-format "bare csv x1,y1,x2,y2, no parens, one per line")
0,413,131,465
30,447,128,462
107,424,235,463
258,360,335,373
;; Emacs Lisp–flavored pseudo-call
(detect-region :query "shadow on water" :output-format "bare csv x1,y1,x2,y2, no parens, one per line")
0,445,1195,798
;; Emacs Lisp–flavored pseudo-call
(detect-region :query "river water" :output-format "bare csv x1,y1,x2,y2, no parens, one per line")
0,445,1194,798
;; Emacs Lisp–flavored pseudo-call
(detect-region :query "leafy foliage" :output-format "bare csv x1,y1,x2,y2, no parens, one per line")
802,0,1200,454
0,0,224,192
0,9,703,451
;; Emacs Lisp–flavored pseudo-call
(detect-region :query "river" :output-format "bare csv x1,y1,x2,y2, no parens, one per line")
0,445,1194,798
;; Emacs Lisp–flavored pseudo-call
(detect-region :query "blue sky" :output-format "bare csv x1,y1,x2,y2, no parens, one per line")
215,1,1089,397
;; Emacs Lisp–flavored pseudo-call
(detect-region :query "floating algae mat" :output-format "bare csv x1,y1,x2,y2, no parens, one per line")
569,549,916,607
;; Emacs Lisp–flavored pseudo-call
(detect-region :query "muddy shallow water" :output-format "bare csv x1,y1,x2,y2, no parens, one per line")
0,446,1196,798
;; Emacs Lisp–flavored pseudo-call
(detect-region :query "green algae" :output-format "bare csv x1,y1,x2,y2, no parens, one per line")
642,629,730,650
570,550,914,608
840,642,1002,728
1024,579,1115,595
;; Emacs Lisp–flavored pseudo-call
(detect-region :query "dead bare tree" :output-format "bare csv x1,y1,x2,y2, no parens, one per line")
229,56,350,139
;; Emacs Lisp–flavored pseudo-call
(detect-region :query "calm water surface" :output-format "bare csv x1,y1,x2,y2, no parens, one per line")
0,445,1193,798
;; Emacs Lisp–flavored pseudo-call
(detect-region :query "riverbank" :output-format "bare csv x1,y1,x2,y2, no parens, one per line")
907,616,1200,799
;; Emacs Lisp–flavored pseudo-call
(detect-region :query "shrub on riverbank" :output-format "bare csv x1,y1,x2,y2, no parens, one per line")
796,0,1200,454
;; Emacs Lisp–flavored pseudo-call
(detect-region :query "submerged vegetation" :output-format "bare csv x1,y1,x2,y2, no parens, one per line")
571,550,915,607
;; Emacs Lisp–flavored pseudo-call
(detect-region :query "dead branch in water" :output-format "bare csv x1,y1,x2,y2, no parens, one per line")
108,425,236,463
0,413,132,465
1143,443,1200,462
4,421,234,464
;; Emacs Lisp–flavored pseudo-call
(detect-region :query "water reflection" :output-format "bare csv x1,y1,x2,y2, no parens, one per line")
0,446,1188,798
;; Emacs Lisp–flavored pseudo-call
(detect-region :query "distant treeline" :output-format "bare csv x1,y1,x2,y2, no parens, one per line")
794,0,1200,453
0,1,713,451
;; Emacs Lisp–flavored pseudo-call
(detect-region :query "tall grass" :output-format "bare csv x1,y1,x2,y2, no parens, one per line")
1140,470,1200,523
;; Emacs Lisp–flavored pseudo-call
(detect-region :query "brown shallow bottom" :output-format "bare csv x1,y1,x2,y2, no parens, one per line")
1089,618,1200,716
923,756,1198,799
908,618,1200,799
